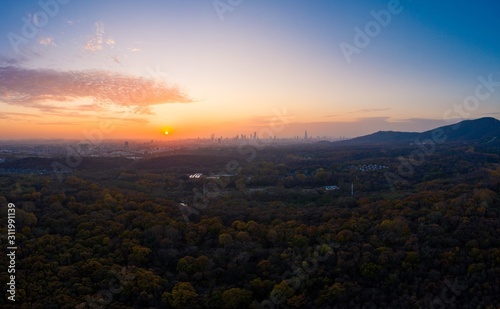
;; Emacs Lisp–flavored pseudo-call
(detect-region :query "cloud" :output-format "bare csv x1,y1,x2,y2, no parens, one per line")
244,115,277,126
324,108,391,118
0,56,23,66
39,36,55,46
0,66,192,112
0,112,41,120
83,22,115,51
35,116,149,126
35,121,91,126
85,22,106,52
353,108,391,113
241,113,297,128
106,38,115,48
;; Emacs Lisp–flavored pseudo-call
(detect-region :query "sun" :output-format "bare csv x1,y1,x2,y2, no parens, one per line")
161,127,172,136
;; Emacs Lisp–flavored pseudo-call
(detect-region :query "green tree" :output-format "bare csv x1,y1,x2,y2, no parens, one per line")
360,262,382,279
168,282,198,309
218,233,233,248
270,281,294,306
221,288,252,309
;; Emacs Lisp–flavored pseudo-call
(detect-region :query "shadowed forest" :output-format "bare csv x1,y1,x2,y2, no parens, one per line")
1,141,499,308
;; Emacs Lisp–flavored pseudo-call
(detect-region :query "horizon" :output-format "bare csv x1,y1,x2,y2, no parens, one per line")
1,1,500,140
0,116,498,143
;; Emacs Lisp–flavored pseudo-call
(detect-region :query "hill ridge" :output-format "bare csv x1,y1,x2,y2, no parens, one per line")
337,117,500,145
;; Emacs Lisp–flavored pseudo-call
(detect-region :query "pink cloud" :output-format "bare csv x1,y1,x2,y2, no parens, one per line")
0,66,192,112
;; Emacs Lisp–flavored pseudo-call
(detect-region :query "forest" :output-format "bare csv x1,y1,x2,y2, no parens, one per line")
1,141,499,308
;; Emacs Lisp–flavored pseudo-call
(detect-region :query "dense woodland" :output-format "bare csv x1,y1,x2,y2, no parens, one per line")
1,142,499,308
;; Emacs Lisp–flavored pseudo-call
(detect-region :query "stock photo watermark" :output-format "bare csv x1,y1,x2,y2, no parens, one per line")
213,0,244,22
340,0,408,64
385,72,500,191
8,0,71,54
178,106,294,222
51,64,170,182
6,203,17,302
443,73,500,121
257,241,336,308
51,118,118,182
83,267,135,308
427,278,467,309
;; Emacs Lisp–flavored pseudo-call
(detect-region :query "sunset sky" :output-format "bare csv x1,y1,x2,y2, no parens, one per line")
0,0,499,140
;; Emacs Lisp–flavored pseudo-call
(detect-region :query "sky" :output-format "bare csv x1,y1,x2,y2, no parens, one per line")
0,0,499,140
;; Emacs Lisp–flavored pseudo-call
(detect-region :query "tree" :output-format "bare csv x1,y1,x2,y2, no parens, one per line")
218,233,233,248
168,282,198,309
270,281,294,306
287,293,306,308
221,288,252,309
317,283,346,306
360,262,382,280
128,245,151,265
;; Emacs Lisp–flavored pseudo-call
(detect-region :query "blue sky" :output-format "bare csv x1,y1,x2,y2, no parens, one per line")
0,0,499,139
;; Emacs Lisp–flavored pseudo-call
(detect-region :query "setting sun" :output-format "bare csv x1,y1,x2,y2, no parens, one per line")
164,131,169,135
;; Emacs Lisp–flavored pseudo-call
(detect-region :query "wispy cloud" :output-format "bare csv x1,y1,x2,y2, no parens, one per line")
106,38,115,48
112,55,121,64
353,108,391,113
324,108,391,118
84,22,113,52
243,115,278,126
35,121,93,126
39,36,55,46
0,56,23,66
0,112,42,120
0,66,192,114
35,116,148,126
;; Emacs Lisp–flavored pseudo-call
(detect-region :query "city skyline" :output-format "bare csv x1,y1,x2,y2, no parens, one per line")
1,0,499,140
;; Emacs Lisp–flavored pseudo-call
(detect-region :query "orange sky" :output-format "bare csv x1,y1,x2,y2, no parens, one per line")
1,1,499,140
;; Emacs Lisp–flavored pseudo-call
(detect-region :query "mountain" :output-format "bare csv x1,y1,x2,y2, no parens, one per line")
337,117,500,145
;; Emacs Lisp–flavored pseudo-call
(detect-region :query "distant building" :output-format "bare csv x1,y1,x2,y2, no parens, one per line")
206,173,232,180
78,143,90,154
351,164,388,172
323,185,339,191
304,130,308,139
